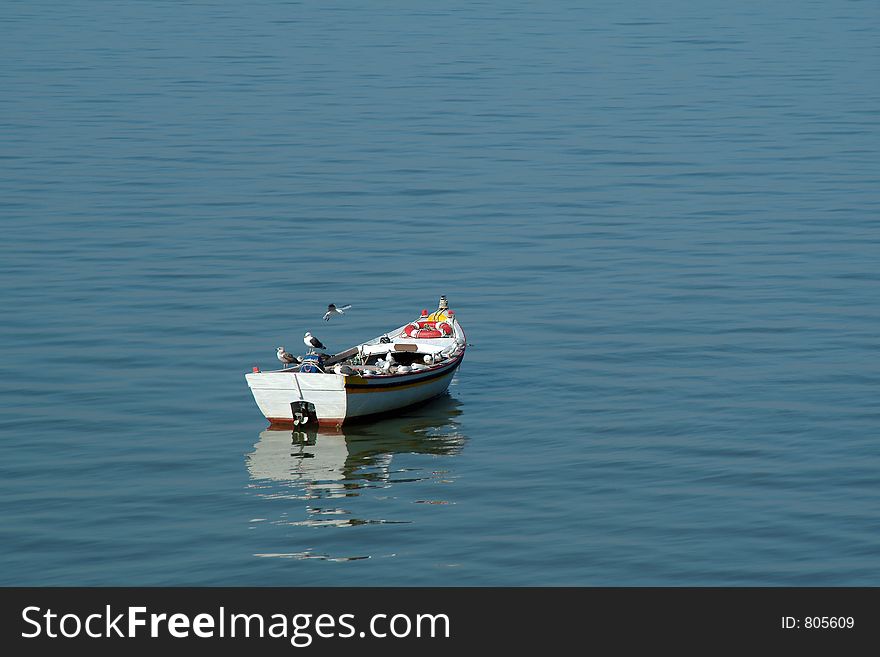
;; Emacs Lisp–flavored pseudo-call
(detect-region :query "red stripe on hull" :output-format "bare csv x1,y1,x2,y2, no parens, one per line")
267,417,344,428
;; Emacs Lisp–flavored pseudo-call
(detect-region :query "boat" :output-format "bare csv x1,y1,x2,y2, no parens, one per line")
245,296,466,428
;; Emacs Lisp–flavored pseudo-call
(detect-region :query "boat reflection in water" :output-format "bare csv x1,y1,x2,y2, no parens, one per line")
245,395,465,531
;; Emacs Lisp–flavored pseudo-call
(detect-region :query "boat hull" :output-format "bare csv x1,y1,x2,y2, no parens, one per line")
246,353,463,427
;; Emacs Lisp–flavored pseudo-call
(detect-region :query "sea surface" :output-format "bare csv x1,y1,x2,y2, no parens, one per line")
1,1,878,585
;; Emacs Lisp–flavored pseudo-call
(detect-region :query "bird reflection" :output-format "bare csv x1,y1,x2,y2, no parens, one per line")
245,395,465,528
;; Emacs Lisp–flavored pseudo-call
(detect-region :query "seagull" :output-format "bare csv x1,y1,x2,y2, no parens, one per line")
334,363,353,376
304,331,326,353
323,304,352,321
276,346,296,369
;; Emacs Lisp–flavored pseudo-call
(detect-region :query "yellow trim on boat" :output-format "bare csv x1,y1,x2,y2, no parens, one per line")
345,370,455,394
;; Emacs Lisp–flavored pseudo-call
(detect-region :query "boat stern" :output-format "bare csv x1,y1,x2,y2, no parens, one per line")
246,371,347,427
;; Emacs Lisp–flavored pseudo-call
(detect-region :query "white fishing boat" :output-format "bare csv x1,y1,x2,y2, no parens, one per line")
246,296,466,428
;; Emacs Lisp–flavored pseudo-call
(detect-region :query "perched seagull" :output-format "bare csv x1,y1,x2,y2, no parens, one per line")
385,351,395,364
323,304,352,321
304,331,326,352
276,346,296,369
334,363,353,376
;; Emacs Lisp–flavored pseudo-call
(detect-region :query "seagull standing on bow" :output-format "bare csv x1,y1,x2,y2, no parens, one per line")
323,303,352,321
276,346,297,369
303,331,326,353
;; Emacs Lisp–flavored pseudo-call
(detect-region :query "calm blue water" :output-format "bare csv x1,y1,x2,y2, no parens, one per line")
1,0,878,585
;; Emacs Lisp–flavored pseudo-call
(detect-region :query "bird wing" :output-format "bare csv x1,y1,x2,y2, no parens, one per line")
338,305,352,312
314,338,326,349
322,311,332,321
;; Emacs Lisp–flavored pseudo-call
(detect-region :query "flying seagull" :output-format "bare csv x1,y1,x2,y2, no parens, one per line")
304,331,326,352
323,304,352,321
276,346,297,368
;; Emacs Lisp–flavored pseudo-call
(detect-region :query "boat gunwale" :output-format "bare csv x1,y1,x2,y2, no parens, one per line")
344,351,464,387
